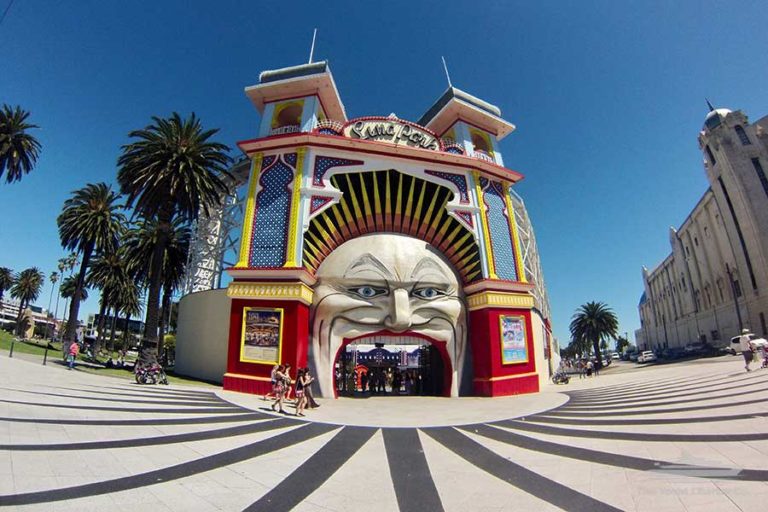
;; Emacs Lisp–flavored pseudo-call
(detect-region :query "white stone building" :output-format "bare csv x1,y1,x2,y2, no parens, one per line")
639,107,768,350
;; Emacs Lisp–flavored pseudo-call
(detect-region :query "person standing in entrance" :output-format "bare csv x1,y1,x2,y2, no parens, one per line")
304,367,320,408
739,328,756,372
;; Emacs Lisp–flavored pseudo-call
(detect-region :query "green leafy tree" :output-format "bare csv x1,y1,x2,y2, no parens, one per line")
10,267,44,335
569,301,619,367
57,183,125,343
0,266,13,303
117,113,230,363
0,105,42,184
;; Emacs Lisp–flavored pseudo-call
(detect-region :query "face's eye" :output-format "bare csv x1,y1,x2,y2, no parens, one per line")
412,287,446,300
348,286,388,299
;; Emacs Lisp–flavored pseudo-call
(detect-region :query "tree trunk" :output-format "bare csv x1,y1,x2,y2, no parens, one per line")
593,339,603,367
15,299,27,336
140,210,171,366
109,312,117,351
122,313,131,348
158,285,172,362
64,243,94,343
95,300,107,354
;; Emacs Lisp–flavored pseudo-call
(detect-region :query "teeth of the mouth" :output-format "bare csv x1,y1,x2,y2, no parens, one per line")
353,335,424,345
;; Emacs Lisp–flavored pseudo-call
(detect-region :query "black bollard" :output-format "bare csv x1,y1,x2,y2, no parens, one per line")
43,343,50,365
9,338,15,358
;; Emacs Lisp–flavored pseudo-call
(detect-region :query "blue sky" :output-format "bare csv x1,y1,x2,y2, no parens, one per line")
2,1,767,346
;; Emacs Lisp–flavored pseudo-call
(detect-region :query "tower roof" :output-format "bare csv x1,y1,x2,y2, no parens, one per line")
703,107,732,130
245,60,347,121
418,87,515,140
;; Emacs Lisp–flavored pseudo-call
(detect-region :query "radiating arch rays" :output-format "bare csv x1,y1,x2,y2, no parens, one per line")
303,170,481,282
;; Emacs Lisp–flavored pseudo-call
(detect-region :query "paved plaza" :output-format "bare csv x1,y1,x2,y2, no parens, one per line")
1,356,767,511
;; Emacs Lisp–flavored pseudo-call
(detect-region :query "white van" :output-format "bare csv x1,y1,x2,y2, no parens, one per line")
728,334,768,355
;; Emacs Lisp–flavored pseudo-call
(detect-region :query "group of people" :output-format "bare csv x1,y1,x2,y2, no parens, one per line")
559,358,600,378
266,364,319,416
336,366,425,395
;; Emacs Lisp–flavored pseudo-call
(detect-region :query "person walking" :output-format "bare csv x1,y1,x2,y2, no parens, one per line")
303,367,320,408
264,364,279,401
271,365,287,414
66,341,80,370
294,368,307,416
282,364,293,402
739,328,756,372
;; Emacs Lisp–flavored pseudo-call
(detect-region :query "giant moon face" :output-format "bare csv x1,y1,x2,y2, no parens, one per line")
309,234,467,397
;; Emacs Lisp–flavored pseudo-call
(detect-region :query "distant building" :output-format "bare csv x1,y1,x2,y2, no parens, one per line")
0,299,54,338
638,107,768,350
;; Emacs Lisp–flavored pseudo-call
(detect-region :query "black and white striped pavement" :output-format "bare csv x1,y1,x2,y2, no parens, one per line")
1,357,767,511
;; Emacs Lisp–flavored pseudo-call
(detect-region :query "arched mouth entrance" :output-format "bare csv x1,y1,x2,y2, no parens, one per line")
333,334,452,398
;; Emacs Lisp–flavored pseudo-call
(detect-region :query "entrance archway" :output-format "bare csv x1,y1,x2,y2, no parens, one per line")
332,333,451,398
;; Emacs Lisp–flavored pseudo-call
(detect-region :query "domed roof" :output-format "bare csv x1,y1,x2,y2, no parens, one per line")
704,108,732,130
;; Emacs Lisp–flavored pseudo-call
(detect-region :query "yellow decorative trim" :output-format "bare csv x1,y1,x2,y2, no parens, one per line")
473,371,538,382
227,281,314,305
504,182,527,283
236,154,262,267
224,372,272,381
467,291,534,311
473,171,498,279
284,148,306,267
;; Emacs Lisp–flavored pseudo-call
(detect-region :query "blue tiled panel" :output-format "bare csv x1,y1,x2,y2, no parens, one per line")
425,170,469,203
250,158,294,267
313,156,363,186
484,182,518,281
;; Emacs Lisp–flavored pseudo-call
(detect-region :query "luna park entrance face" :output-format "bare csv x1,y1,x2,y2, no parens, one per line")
334,335,445,397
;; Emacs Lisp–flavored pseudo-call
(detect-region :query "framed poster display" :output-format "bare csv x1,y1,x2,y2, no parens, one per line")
240,307,283,364
499,315,528,364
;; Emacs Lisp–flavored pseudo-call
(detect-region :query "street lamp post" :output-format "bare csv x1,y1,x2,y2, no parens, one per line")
725,263,744,332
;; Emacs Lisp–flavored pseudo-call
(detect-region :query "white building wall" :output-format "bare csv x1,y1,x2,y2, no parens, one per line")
175,289,230,383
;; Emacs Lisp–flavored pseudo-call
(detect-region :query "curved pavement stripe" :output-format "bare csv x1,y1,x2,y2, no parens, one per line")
0,417,289,451
383,428,444,512
497,419,768,442
244,426,376,511
423,427,623,512
0,398,245,414
0,387,234,407
0,413,263,426
0,422,336,506
460,423,768,482
543,395,768,417
527,411,768,426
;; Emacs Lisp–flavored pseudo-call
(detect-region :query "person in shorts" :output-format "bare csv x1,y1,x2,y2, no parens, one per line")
738,328,756,372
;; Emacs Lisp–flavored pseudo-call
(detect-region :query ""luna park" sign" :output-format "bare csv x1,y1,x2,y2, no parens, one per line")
343,118,440,151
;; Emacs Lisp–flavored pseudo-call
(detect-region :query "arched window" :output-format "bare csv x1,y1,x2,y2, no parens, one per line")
735,125,751,145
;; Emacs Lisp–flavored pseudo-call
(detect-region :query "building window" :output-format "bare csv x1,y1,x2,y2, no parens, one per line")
711,330,720,341
734,279,742,297
752,158,768,199
685,246,690,257
694,237,699,247
735,125,751,145
706,145,716,165
761,313,767,336
704,226,709,237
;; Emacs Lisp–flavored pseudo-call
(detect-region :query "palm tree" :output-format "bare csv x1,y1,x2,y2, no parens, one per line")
116,279,143,351
10,267,45,335
123,217,191,342
569,301,619,367
57,183,125,344
0,105,42,184
45,271,60,338
87,250,132,352
59,276,89,302
0,266,13,304
117,113,230,363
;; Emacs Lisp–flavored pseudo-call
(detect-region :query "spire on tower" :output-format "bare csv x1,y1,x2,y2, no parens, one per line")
706,98,715,112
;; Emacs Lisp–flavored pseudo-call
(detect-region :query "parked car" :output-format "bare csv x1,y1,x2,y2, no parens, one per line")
628,351,640,362
727,334,768,355
611,352,620,360
663,347,686,359
637,350,657,363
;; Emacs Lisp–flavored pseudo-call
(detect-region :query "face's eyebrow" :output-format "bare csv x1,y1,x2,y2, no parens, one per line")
344,253,393,280
410,257,449,281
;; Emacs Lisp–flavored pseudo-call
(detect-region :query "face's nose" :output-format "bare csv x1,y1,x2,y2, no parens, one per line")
384,288,411,332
